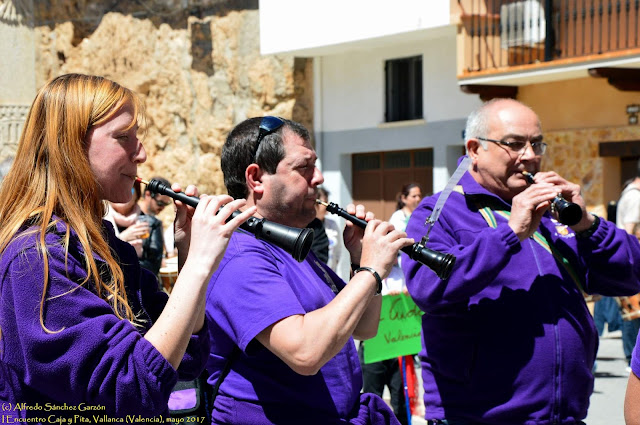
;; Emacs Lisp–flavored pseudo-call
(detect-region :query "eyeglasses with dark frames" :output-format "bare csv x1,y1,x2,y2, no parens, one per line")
150,192,170,208
477,136,547,156
153,198,170,208
253,116,285,161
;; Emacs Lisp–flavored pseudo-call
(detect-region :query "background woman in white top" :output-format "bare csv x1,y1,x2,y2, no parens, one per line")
359,182,422,425
386,183,422,295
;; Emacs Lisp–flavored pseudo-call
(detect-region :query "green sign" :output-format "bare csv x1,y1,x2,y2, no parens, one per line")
363,293,424,364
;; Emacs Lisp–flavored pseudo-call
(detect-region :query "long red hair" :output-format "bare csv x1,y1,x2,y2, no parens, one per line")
0,73,145,333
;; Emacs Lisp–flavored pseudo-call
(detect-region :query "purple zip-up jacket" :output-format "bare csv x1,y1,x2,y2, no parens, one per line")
0,219,209,422
403,167,640,425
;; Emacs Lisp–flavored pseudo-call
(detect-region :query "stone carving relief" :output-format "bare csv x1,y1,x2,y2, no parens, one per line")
0,0,33,25
0,104,29,170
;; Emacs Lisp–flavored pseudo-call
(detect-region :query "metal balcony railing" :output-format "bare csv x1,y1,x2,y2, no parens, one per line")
460,0,640,74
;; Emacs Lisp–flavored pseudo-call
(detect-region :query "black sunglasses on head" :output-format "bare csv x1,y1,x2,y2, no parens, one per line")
253,116,284,161
153,198,170,208
150,192,170,208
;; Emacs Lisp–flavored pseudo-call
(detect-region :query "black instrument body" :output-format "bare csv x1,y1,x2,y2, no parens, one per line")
523,172,583,226
145,179,313,262
322,202,455,280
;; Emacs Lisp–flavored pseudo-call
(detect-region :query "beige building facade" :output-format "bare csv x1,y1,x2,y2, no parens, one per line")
522,78,640,217
457,0,640,217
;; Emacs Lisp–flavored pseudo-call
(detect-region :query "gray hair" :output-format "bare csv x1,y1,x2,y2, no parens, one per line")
464,98,537,153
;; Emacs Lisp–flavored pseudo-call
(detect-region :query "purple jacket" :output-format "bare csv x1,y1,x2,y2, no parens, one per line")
0,220,209,422
403,168,640,424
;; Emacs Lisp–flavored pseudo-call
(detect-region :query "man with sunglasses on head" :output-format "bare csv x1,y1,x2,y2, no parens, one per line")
204,116,413,425
138,176,171,279
403,98,640,425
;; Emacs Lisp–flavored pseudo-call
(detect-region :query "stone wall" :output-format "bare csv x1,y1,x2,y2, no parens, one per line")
32,0,313,201
0,105,29,172
543,125,640,217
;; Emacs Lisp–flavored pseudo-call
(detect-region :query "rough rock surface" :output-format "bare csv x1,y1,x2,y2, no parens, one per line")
33,0,313,205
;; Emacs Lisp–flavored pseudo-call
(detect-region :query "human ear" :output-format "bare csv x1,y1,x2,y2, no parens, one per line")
466,139,483,164
246,163,264,195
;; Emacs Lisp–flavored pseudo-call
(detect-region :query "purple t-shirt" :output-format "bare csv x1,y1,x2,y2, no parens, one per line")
0,220,209,422
205,230,369,424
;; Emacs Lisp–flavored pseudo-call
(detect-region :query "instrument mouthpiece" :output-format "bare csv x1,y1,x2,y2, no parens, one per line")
142,177,313,262
520,171,582,225
316,199,329,206
522,171,535,184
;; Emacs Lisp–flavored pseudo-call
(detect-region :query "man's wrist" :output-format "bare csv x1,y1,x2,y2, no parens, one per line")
353,266,383,295
575,214,600,238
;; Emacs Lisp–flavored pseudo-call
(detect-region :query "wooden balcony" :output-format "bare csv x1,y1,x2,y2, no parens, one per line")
459,0,640,77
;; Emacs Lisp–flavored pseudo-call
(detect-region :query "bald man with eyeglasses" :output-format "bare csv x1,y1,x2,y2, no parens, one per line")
403,98,640,425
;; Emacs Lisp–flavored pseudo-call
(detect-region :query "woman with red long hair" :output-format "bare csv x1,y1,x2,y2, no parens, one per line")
0,74,255,422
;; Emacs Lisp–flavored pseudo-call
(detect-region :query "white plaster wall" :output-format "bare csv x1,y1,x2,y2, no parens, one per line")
0,21,35,104
0,19,36,178
312,26,482,222
259,0,451,55
319,27,481,132
321,49,386,130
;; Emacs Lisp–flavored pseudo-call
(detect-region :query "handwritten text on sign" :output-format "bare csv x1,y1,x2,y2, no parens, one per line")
363,293,424,364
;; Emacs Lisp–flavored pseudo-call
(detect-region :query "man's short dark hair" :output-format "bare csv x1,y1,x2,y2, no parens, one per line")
148,177,170,198
222,117,311,199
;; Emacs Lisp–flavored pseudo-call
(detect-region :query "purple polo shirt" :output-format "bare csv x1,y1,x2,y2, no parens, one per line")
206,230,389,425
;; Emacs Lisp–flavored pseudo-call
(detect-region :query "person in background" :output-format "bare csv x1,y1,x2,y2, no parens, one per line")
386,182,422,295
358,183,423,425
308,191,330,263
616,165,640,373
105,180,148,258
205,116,413,424
0,73,255,422
593,296,624,342
141,176,173,217
314,186,344,272
389,183,423,235
137,176,172,278
164,223,177,259
405,98,640,425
